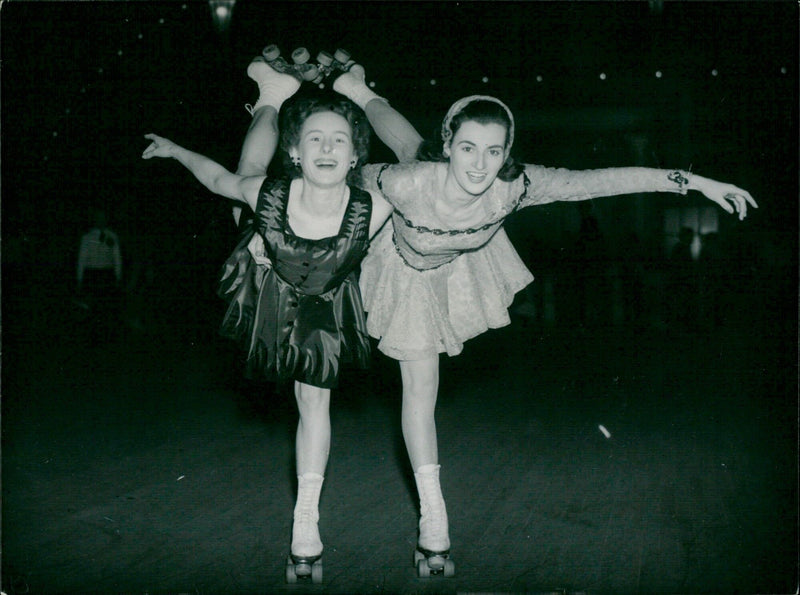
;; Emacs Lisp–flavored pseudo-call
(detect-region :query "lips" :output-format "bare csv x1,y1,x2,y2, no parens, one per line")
466,172,487,183
314,159,339,169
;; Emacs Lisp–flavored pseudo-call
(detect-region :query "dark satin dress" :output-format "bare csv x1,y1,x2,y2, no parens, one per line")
217,178,372,389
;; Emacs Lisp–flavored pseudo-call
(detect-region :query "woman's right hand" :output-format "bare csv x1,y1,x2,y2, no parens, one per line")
141,134,177,160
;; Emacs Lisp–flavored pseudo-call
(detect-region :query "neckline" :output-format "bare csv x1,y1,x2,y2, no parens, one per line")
282,178,352,241
431,163,494,229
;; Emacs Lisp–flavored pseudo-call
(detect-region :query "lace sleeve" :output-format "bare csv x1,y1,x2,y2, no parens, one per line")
519,164,692,209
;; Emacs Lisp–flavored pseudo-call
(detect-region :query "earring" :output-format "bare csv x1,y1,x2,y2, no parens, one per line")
350,160,357,169
292,157,301,166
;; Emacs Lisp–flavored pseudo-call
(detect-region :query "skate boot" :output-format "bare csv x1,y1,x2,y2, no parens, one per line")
413,464,455,578
285,473,324,584
332,63,385,110
244,49,302,116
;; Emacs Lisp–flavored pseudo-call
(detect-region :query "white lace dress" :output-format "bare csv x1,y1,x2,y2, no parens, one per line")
359,161,690,360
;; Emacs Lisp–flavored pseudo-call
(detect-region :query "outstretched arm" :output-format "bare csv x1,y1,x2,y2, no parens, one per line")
333,65,423,163
521,165,757,220
142,133,263,212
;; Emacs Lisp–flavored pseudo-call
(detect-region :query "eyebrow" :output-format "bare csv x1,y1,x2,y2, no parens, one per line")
456,140,504,150
303,129,351,138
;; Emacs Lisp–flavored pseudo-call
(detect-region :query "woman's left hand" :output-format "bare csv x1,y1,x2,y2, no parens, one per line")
692,175,758,220
141,133,178,160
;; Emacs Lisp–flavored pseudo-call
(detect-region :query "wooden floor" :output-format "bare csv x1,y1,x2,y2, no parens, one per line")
2,303,797,595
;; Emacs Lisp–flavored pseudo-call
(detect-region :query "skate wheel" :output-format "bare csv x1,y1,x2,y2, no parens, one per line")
311,559,323,584
443,558,455,578
417,558,431,578
427,554,446,572
291,47,310,64
300,65,320,81
285,556,298,584
316,51,334,67
262,44,281,61
413,550,425,566
333,48,351,64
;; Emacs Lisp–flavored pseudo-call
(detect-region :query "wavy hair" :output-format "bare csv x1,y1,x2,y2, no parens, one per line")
279,90,371,186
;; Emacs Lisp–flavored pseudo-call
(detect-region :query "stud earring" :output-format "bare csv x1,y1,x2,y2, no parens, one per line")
292,157,301,166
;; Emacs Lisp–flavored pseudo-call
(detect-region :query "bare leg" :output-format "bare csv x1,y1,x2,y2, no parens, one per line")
237,106,279,176
399,356,440,469
294,381,331,476
232,57,299,226
232,106,279,226
291,381,330,561
399,356,451,559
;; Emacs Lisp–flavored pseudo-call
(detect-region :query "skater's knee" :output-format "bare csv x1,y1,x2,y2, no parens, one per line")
400,358,439,401
294,382,330,411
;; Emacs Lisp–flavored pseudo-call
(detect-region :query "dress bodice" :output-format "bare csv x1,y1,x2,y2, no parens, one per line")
253,178,372,294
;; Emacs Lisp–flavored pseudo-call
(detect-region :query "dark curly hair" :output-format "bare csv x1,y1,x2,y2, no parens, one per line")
416,99,524,182
279,90,371,186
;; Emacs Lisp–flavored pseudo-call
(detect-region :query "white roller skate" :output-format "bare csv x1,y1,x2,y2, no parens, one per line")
313,48,355,88
413,464,455,578
261,44,322,83
331,63,385,110
285,473,324,584
244,46,303,116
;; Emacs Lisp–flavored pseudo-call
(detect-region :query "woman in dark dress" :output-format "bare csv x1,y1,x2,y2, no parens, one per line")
142,89,395,582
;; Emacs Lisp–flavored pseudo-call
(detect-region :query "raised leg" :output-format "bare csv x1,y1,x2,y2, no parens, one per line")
232,54,300,225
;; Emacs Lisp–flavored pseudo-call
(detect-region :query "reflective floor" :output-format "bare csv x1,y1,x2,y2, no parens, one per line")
3,298,797,595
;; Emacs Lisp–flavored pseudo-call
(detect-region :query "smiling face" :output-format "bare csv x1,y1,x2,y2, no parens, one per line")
444,120,509,197
289,111,356,188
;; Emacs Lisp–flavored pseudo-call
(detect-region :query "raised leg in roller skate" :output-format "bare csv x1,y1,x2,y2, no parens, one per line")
244,55,301,116
233,53,299,225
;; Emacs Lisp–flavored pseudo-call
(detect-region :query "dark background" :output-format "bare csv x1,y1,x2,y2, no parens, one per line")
1,2,798,594
2,0,797,305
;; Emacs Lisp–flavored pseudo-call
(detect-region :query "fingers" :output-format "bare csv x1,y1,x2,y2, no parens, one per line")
142,134,168,159
743,191,758,209
142,137,160,159
722,189,758,220
718,195,735,215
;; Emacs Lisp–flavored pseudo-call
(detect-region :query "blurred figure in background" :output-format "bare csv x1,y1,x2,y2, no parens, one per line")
76,207,123,341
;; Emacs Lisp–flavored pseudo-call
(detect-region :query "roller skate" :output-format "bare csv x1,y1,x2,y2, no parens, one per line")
313,48,356,88
330,62,385,111
261,44,322,83
285,473,324,584
413,464,455,578
244,48,302,115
